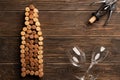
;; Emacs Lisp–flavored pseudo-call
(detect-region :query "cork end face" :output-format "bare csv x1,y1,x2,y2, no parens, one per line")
88,16,96,24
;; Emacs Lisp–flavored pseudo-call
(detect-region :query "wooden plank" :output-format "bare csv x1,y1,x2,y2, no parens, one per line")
0,11,120,36
0,64,119,80
0,0,120,11
0,36,120,63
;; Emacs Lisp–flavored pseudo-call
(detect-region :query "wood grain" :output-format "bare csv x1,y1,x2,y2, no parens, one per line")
0,0,120,80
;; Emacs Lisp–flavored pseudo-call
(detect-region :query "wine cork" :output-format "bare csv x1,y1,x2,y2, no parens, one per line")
23,27,27,31
25,34,29,38
21,63,26,67
26,70,30,74
21,72,26,77
38,50,43,54
35,71,39,76
35,22,41,27
25,21,29,25
25,12,29,17
39,72,44,77
31,25,36,29
89,16,96,24
29,4,35,10
39,36,44,41
27,30,32,34
20,45,25,49
25,7,30,12
39,68,43,72
38,46,43,50
38,31,42,36
29,15,34,19
21,36,25,40
29,20,34,24
29,34,34,39
20,49,25,53
38,59,43,64
39,64,43,69
20,53,25,58
22,41,26,44
29,11,34,14
25,17,29,21
25,47,29,51
21,67,26,72
32,30,36,34
30,71,34,75
37,55,43,59
21,31,25,36
33,13,39,18
21,58,25,63
27,25,31,29
33,18,38,22
38,41,43,45
34,8,39,13
34,34,38,38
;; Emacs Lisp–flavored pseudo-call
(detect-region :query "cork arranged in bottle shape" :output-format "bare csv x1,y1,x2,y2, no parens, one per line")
20,4,44,78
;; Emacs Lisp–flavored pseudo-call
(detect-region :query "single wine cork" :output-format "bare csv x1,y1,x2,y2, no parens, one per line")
20,49,25,53
27,25,31,30
89,16,96,24
38,31,42,36
25,21,29,25
33,13,39,18
35,22,41,27
29,11,34,14
21,31,25,36
29,20,34,25
25,12,29,16
31,25,36,29
29,4,35,10
38,50,43,54
39,71,44,77
37,55,43,59
38,59,43,64
29,15,34,19
25,17,29,21
34,34,39,38
34,8,39,13
39,36,44,41
20,53,25,58
20,45,25,49
23,27,27,31
21,67,26,72
25,7,30,12
26,70,30,74
30,71,35,75
35,71,39,76
38,41,43,45
21,36,25,40
33,18,39,22
38,46,43,50
21,58,25,63
22,41,26,45
21,72,26,77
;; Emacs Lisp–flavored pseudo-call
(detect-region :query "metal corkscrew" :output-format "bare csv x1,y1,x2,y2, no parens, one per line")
88,0,118,26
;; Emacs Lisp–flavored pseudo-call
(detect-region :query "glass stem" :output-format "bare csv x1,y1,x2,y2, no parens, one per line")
86,62,95,73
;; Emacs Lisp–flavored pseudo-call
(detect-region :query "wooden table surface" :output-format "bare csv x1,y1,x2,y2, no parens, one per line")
0,0,120,80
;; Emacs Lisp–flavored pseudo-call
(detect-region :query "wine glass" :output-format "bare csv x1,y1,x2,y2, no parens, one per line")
86,46,110,73
74,46,109,80
66,46,86,67
66,46,86,79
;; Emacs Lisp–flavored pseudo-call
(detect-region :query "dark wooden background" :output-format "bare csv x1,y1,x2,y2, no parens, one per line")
0,0,120,80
